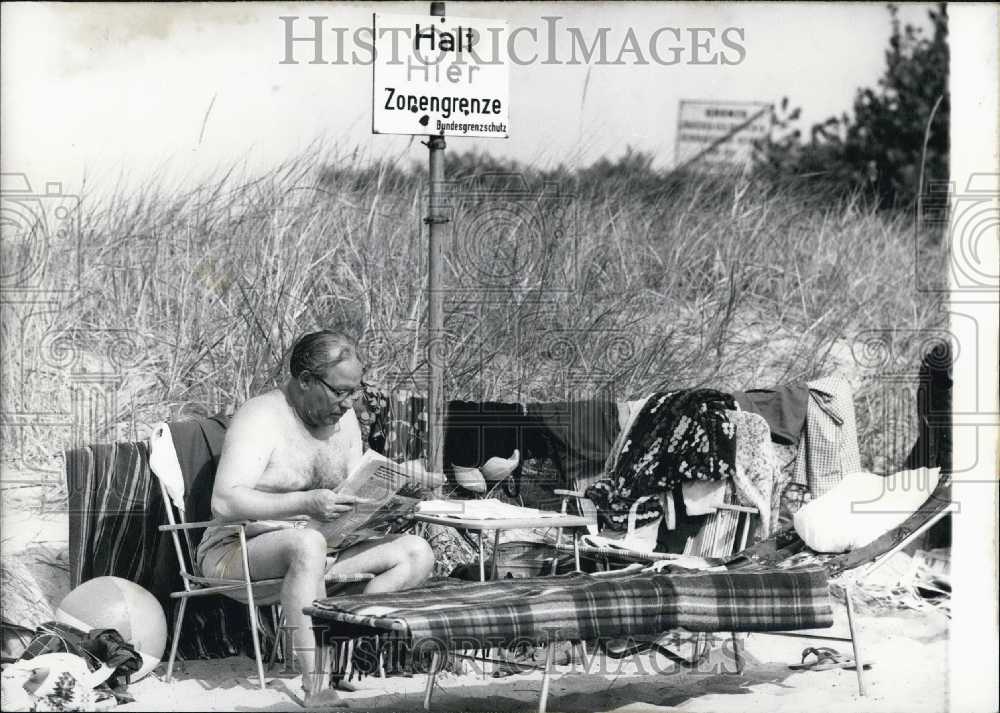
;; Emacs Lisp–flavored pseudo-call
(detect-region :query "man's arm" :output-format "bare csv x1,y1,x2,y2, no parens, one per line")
210,398,359,522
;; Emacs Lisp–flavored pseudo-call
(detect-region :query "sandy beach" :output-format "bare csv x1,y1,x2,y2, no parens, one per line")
2,483,949,713
116,600,947,713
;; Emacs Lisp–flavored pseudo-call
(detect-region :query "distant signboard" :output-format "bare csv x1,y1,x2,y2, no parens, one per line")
675,101,772,170
373,13,509,138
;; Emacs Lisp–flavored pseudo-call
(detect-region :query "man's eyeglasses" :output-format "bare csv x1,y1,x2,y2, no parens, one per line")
310,372,365,402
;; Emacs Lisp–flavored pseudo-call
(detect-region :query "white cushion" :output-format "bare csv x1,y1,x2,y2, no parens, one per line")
793,467,941,553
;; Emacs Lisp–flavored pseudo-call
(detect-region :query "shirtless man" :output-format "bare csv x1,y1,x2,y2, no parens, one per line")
198,330,434,698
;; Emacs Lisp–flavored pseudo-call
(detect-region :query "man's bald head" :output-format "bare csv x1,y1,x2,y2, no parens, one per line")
289,331,360,378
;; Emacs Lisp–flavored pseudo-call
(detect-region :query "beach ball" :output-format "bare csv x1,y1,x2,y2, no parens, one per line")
55,576,167,681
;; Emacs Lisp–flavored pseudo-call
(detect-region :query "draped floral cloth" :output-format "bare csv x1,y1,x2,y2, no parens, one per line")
356,384,427,461
585,390,737,532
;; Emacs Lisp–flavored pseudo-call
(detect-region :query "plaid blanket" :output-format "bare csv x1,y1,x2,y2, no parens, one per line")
307,566,832,648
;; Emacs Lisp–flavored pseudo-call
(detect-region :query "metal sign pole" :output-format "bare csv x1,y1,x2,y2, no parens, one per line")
425,0,447,474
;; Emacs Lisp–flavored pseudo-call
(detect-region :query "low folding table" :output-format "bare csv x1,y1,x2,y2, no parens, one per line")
413,508,592,581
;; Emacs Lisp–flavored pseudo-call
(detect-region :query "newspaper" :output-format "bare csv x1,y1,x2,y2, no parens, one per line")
417,498,563,520
306,450,431,550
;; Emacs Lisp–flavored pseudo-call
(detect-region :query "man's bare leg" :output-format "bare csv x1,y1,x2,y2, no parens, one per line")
324,534,434,684
242,528,339,701
325,533,435,593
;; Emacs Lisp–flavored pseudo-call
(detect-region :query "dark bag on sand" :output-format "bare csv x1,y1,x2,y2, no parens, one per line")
19,621,143,704
1,620,36,664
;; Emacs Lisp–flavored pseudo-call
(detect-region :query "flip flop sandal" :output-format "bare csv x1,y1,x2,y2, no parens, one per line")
789,646,873,671
793,646,838,666
491,662,536,678
531,642,574,666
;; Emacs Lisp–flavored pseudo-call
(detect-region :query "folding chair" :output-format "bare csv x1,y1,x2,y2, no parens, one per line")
153,476,373,691
552,484,758,567
549,404,768,572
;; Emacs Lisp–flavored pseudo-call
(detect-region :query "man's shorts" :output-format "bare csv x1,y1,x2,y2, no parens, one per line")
196,521,339,580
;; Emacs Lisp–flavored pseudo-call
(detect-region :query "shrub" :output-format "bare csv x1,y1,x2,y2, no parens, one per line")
759,3,949,210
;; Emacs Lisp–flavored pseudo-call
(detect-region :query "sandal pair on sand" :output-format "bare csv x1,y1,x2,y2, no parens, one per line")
789,646,873,672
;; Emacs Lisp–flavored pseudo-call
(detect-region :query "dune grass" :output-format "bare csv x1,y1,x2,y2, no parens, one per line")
0,149,948,479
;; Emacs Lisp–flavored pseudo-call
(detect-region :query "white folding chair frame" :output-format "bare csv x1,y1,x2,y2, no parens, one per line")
157,478,284,691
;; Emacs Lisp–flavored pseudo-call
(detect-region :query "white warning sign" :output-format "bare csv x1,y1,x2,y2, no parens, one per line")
373,13,509,138
675,101,772,170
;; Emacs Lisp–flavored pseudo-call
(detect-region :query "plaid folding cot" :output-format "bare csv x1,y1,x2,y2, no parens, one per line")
305,565,833,711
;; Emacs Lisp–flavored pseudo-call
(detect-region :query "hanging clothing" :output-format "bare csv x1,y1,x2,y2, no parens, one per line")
444,400,525,470
901,343,953,550
522,399,621,491
727,409,779,539
605,395,653,475
770,442,799,533
677,410,777,537
584,389,737,532
793,375,862,498
731,383,810,445
357,386,427,462
356,383,389,454
65,441,158,591
903,342,953,474
163,415,230,554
